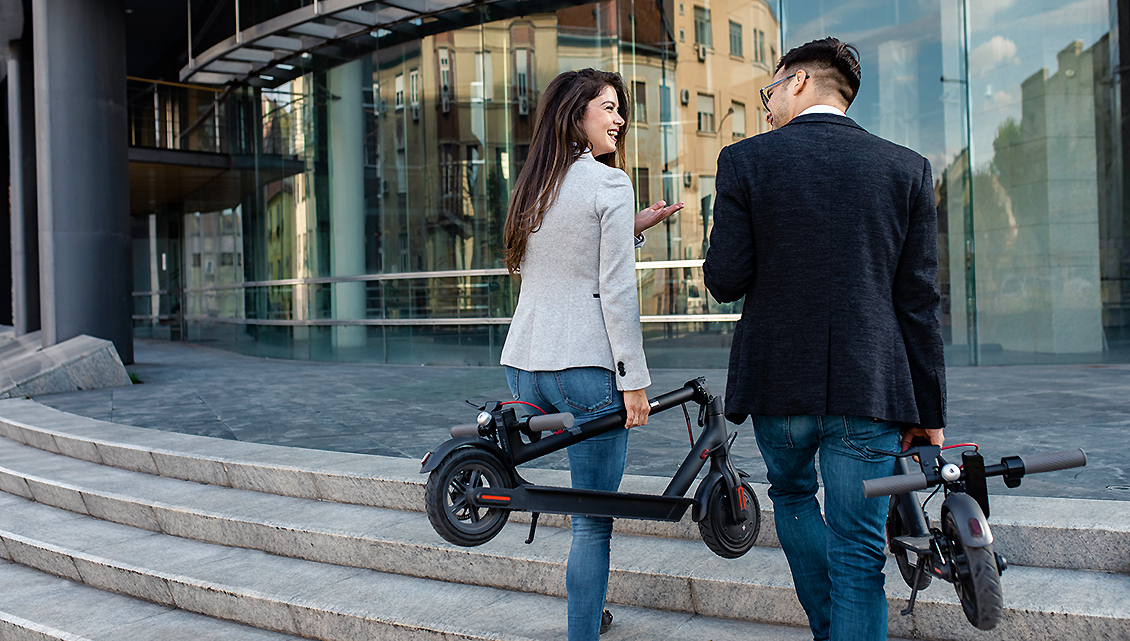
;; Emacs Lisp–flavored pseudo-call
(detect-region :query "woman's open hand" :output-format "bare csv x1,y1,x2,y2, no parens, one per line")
635,200,685,236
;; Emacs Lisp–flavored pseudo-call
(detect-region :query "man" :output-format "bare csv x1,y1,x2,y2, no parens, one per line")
702,37,946,641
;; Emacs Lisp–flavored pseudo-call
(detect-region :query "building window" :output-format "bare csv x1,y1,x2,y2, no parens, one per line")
440,144,458,197
697,93,714,132
437,47,451,113
474,51,493,101
394,74,404,111
732,101,746,137
633,167,651,210
729,21,742,57
409,69,420,120
515,48,530,115
758,29,768,62
633,81,647,123
693,7,711,47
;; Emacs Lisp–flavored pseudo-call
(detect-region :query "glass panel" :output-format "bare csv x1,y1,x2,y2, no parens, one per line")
164,1,1123,368
962,1,1114,364
783,0,956,355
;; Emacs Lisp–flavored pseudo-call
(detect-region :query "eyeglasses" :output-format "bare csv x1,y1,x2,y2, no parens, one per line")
760,72,798,110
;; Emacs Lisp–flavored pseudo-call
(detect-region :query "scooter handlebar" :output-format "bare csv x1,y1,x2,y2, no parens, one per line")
450,424,482,438
526,412,575,432
863,448,1088,498
862,472,929,498
1019,448,1087,475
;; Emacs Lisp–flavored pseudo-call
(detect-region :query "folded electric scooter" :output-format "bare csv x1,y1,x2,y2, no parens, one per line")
420,377,760,558
863,441,1087,630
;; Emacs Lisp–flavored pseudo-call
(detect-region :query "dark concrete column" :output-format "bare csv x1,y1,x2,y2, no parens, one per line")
1,83,9,327
31,0,132,362
7,39,40,335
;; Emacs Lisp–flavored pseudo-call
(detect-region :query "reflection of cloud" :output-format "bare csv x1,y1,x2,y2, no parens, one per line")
969,35,1020,76
972,0,1106,36
988,89,1018,111
969,0,1017,26
786,0,887,44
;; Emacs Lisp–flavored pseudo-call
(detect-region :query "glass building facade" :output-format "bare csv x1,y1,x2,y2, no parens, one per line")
131,0,1128,367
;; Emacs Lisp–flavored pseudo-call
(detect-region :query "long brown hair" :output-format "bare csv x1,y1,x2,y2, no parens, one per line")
503,68,631,275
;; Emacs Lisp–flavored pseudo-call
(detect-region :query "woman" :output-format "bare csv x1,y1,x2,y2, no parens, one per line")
500,68,682,640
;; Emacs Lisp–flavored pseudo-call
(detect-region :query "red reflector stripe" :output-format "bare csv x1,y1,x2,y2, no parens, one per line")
738,488,747,511
480,494,511,502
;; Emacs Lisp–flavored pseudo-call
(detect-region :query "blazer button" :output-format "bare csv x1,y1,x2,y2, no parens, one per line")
617,361,626,377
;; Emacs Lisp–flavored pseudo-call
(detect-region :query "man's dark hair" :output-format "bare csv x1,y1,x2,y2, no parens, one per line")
775,37,861,106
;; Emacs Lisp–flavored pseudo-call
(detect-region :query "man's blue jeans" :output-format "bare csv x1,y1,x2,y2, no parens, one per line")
752,415,898,641
505,366,628,641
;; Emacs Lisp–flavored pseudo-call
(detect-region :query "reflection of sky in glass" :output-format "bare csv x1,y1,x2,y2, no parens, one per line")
962,0,1108,171
781,0,1110,172
782,0,946,167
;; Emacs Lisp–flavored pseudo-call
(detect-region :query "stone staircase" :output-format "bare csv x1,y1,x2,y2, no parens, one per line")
0,398,1126,641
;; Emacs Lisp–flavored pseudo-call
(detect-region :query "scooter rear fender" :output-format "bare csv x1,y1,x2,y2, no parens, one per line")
941,492,993,548
420,437,509,474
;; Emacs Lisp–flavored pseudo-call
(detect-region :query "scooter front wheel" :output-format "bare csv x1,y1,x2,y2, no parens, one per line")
943,510,1002,630
698,481,760,558
425,448,512,546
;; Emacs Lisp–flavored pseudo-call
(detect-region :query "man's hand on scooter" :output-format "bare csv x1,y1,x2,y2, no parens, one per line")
623,388,650,428
900,427,944,452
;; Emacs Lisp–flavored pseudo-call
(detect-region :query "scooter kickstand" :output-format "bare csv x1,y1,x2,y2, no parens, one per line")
525,512,540,544
901,559,928,617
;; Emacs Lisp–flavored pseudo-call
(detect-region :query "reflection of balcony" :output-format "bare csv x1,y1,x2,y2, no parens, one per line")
129,147,305,214
127,78,304,214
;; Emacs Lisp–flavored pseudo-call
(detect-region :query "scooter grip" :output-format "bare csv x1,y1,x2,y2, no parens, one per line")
450,424,482,438
527,412,575,432
862,472,929,498
1020,449,1087,475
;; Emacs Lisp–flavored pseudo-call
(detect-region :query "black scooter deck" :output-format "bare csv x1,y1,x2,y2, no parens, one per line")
471,484,695,522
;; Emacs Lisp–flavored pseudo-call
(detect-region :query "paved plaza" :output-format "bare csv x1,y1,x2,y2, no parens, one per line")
36,339,1130,502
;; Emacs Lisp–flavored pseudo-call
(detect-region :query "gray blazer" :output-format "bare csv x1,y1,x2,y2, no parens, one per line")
501,152,651,391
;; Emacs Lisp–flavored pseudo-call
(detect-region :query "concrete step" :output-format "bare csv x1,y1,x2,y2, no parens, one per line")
0,436,1127,641
0,559,301,640
1,398,1126,574
0,494,837,641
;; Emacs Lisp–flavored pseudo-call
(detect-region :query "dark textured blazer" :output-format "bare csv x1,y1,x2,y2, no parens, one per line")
703,113,946,428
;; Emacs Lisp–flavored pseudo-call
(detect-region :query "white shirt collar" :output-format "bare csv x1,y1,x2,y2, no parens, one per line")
799,104,847,117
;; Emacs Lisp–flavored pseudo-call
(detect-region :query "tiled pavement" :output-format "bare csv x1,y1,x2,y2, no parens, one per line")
36,339,1130,502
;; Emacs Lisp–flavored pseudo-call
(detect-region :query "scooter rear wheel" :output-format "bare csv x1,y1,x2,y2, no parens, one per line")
425,448,511,546
698,481,760,558
943,510,1002,630
887,495,932,590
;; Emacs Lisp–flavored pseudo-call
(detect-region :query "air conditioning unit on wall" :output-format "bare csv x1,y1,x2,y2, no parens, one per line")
697,44,707,61
680,89,690,106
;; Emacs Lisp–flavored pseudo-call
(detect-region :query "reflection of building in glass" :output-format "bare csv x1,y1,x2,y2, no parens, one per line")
7,0,1127,368
974,38,1108,356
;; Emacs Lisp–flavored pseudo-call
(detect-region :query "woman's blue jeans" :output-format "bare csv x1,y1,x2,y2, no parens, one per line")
505,366,628,641
752,415,898,641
